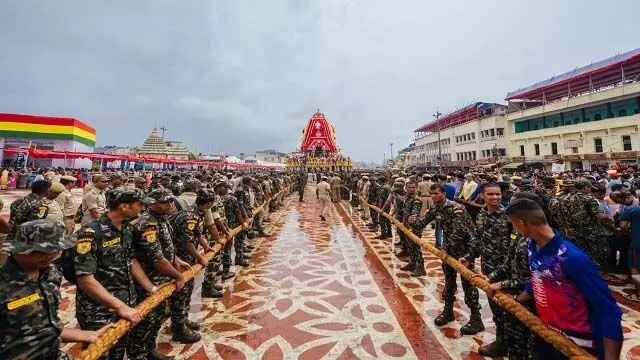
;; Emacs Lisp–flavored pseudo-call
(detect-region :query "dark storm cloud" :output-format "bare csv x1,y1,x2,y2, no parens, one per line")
1,1,639,161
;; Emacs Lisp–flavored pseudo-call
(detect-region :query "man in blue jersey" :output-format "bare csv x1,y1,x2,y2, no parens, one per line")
506,198,623,360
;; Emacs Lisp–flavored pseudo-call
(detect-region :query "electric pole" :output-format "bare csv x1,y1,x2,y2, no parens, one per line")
433,110,443,173
160,126,168,139
390,142,394,163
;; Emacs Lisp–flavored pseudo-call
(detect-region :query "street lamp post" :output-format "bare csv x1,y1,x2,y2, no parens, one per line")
433,111,443,173
390,142,394,163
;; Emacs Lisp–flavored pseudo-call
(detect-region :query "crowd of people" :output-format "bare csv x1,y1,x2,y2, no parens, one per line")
334,168,630,360
0,168,292,360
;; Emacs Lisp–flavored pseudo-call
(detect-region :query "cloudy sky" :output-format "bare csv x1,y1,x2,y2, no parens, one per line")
1,1,639,162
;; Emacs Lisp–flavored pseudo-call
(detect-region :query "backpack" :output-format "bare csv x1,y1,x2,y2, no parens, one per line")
60,221,102,284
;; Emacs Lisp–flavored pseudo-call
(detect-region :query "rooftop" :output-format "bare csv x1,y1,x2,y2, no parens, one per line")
414,102,507,133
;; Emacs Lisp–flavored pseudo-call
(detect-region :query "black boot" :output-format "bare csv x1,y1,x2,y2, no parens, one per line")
185,319,200,331
478,339,507,357
221,269,235,280
399,262,416,272
235,258,250,267
395,250,409,258
149,347,175,360
434,306,455,326
171,324,201,343
201,286,223,298
410,266,426,277
460,311,485,335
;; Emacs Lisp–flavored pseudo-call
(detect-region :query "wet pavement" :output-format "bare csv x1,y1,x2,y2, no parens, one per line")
1,186,640,359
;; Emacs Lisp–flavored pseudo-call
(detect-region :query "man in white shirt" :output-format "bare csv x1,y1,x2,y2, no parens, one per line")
316,176,332,221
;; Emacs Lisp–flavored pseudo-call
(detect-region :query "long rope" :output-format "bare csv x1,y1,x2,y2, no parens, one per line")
77,187,291,360
347,188,593,360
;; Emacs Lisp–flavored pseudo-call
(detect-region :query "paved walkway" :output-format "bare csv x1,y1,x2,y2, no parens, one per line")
2,186,640,359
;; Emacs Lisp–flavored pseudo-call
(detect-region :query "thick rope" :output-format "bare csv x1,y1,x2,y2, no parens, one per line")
77,187,291,360
348,189,593,360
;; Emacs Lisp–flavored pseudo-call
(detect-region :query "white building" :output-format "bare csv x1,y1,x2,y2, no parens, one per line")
505,48,640,171
411,102,509,170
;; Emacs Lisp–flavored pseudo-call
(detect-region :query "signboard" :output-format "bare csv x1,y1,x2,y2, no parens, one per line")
582,153,607,160
564,155,581,161
551,163,565,173
564,139,583,149
511,156,525,162
610,151,637,159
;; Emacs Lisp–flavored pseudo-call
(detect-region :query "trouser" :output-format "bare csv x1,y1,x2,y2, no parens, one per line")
420,196,433,216
379,216,392,236
533,336,597,360
435,221,443,249
128,288,167,360
170,279,195,327
503,302,535,360
370,208,379,226
78,291,134,360
442,260,480,311
488,298,505,341
222,237,233,269
609,235,631,272
362,198,370,219
64,218,75,235
203,250,221,290
298,187,304,201
235,231,246,260
398,230,411,251
319,196,330,218
332,187,340,202
253,211,265,233
409,229,424,265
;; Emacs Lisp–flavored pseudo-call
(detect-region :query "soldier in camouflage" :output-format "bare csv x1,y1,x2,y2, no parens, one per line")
366,176,380,231
0,219,113,360
234,177,253,266
561,179,609,272
532,176,557,229
133,177,148,194
167,175,183,197
214,180,242,276
7,179,51,241
463,183,512,356
374,177,393,239
251,177,270,237
129,189,192,360
168,189,215,343
485,191,537,360
548,180,574,237
74,187,150,360
401,181,426,277
410,183,484,335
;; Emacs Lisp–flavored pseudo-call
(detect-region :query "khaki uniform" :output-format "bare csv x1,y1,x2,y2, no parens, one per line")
317,181,331,218
56,189,76,234
44,198,65,223
80,188,106,225
417,180,433,216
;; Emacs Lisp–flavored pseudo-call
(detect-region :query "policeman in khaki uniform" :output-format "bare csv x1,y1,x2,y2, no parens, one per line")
57,175,78,234
0,220,112,360
80,174,108,226
45,183,66,223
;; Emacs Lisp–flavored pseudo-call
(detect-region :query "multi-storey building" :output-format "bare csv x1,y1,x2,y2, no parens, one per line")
506,48,640,171
411,102,508,170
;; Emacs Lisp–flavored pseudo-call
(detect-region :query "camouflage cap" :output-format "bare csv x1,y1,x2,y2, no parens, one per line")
5,219,75,255
108,173,124,181
144,188,175,204
183,179,202,190
105,187,145,207
134,176,147,184
92,174,109,182
196,188,216,204
212,179,230,189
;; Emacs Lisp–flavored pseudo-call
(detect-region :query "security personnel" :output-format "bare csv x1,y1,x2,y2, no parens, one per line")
233,177,253,265
79,174,108,226
462,182,512,356
129,189,192,360
74,187,150,360
0,220,111,360
57,175,78,234
367,176,380,231
169,189,214,343
374,177,392,239
410,183,484,335
7,179,51,240
214,180,241,277
167,175,183,196
133,177,148,193
401,181,426,277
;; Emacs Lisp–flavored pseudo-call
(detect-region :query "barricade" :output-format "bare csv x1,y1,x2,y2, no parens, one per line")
347,189,593,360
77,187,291,360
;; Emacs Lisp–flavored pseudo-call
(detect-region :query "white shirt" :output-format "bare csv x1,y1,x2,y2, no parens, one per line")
317,181,331,197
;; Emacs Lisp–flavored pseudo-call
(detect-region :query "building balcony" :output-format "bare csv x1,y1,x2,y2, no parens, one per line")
509,113,640,141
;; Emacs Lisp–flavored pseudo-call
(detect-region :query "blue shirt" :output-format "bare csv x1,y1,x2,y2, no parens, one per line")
470,184,484,201
525,231,623,358
620,205,640,248
443,184,456,200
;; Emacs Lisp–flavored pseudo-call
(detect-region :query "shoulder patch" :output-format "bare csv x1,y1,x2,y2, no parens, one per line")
510,233,518,240
143,230,157,243
37,206,48,217
76,241,92,255
186,219,198,231
453,208,464,214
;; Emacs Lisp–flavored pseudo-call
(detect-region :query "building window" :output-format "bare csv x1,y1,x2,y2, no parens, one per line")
472,151,476,160
534,144,540,155
519,145,525,156
572,147,578,154
471,132,475,139
594,138,603,153
490,129,495,137
623,135,632,151
551,142,558,155
497,128,504,136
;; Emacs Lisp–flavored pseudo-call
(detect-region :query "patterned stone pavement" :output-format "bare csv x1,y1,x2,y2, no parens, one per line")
1,185,640,359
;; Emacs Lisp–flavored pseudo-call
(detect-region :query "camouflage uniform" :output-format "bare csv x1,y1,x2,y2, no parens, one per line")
562,192,607,271
377,183,392,237
414,200,480,311
169,209,203,329
488,231,535,360
233,185,252,261
128,192,176,360
466,205,512,350
7,192,49,240
402,194,425,267
393,189,411,253
0,220,75,360
167,181,183,197
223,192,244,263
367,180,380,229
74,213,137,360
533,187,556,228
251,182,266,234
